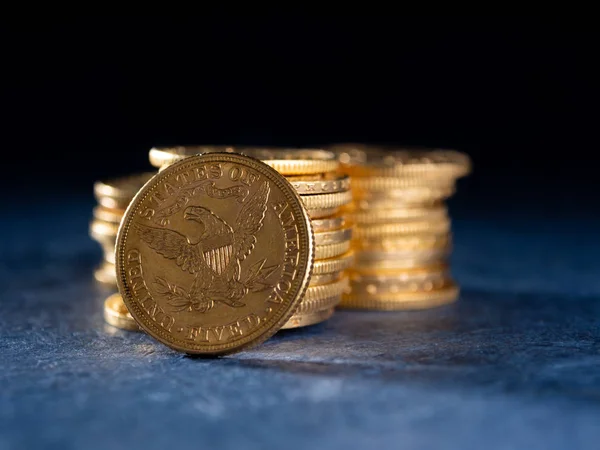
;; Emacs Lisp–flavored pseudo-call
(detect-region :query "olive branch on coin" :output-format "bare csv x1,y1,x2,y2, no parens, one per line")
153,275,215,313
153,258,280,314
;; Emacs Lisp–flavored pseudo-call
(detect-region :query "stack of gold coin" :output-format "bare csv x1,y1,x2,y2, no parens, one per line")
91,173,154,286
331,145,471,310
147,146,354,329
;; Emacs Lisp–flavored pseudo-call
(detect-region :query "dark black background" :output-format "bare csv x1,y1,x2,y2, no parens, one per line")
2,17,598,214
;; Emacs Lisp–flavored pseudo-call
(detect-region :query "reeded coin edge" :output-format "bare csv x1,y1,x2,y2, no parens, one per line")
281,306,335,330
116,153,315,356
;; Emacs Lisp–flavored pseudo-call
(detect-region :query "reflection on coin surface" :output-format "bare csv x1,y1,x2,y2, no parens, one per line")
116,153,314,355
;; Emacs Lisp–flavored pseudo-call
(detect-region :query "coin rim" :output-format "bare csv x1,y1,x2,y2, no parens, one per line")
312,251,355,274
313,227,353,246
281,306,335,330
93,206,126,224
314,240,352,259
301,190,353,210
311,215,348,232
290,175,350,194
339,283,459,310
116,153,315,355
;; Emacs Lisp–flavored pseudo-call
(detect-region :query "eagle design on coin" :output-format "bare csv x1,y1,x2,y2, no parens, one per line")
134,181,280,313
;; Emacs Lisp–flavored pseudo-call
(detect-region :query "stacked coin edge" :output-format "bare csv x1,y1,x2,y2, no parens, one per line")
332,144,471,310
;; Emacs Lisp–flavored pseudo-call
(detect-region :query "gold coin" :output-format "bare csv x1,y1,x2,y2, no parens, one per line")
349,262,448,277
328,143,372,165
349,271,451,295
352,177,456,191
150,146,340,175
94,173,155,209
90,219,119,238
103,244,116,265
353,197,442,210
94,261,116,286
333,145,471,178
309,271,343,286
315,240,351,259
339,283,459,310
237,148,339,175
294,294,342,315
311,215,348,232
354,247,451,270
306,207,341,219
348,206,448,225
89,226,114,246
93,206,125,224
301,190,352,210
104,293,140,331
353,233,451,251
353,185,456,203
303,277,349,302
149,146,236,168
354,218,451,239
312,251,354,275
116,153,314,356
286,173,331,181
281,307,335,330
355,246,451,260
314,227,352,246
289,175,350,195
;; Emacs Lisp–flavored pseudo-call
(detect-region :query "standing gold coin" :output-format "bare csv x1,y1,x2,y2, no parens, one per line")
104,293,140,331
116,153,314,355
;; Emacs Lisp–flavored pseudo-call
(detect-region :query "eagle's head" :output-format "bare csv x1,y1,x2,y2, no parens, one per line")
183,206,211,222
183,206,233,240
183,206,211,236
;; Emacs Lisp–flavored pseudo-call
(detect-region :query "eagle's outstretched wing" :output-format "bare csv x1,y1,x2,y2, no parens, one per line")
134,223,205,274
232,181,270,261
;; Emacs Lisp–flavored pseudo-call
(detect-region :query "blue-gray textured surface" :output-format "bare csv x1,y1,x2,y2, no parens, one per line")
1,197,600,450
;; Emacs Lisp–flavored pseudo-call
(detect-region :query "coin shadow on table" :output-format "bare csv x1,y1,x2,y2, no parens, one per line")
227,288,600,401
